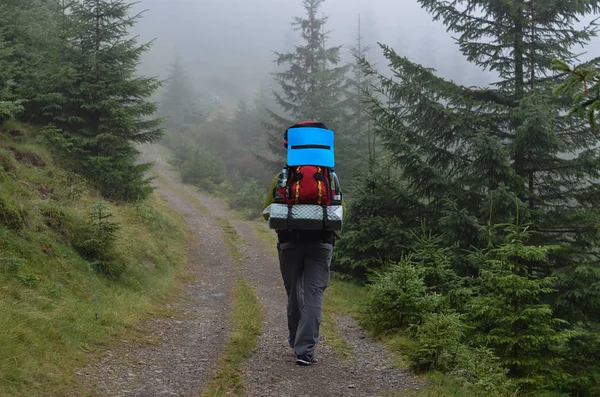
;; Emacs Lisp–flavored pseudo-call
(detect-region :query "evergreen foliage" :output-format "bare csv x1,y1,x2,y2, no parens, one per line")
362,256,442,333
337,1,600,393
553,59,600,129
466,222,571,390
0,0,68,120
340,0,600,320
42,0,163,201
159,56,205,133
262,0,350,172
3,0,600,393
342,14,377,180
73,202,125,278
0,32,12,103
409,313,516,396
332,163,420,280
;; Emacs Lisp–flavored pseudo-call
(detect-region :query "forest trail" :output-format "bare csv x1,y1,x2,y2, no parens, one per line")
71,144,421,396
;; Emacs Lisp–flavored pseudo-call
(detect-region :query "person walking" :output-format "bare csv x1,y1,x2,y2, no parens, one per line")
262,120,344,366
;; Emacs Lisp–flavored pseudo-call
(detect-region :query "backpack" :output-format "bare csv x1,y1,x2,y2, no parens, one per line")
273,121,342,206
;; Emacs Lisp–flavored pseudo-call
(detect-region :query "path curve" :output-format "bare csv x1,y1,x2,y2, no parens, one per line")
72,144,422,396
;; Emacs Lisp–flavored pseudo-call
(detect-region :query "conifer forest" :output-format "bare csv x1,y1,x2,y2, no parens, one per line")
1,0,600,396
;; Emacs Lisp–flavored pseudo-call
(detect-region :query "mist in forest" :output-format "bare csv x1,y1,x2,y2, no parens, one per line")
130,0,514,104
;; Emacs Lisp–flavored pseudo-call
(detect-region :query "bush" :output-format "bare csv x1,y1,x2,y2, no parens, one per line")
72,202,125,278
0,194,24,229
407,312,467,372
332,166,421,281
179,146,226,193
408,312,516,396
0,147,16,172
452,347,517,396
0,101,24,124
465,224,571,391
224,176,265,219
361,256,444,333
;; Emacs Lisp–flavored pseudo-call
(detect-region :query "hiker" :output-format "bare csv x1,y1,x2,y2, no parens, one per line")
262,120,345,366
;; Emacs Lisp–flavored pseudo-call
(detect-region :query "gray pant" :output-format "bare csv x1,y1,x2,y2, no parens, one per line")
278,241,333,357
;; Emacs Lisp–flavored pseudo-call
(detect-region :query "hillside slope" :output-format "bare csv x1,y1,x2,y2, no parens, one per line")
0,123,188,397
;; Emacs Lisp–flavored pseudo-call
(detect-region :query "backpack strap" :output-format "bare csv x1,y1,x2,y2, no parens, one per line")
286,204,293,231
322,206,330,230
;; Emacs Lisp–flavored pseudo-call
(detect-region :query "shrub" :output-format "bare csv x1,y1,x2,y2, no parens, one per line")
361,256,444,333
0,101,24,124
0,194,24,229
226,178,265,219
72,202,125,278
179,147,226,193
0,147,16,172
407,312,466,372
408,312,516,396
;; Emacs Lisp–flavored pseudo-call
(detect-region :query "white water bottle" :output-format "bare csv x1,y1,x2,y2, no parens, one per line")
279,166,288,187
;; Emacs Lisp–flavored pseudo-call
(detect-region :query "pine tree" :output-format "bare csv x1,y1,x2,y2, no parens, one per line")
0,0,64,118
332,166,421,280
0,1,60,122
228,99,273,182
160,56,204,131
359,0,600,312
262,0,350,171
344,14,377,171
232,99,258,147
22,0,79,122
467,221,571,390
0,28,14,120
43,0,163,201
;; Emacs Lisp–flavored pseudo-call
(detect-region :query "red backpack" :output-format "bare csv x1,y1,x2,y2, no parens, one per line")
276,165,337,206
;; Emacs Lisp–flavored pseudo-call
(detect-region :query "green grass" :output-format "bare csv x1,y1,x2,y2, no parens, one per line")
0,125,189,397
201,278,264,397
320,279,369,361
214,217,247,264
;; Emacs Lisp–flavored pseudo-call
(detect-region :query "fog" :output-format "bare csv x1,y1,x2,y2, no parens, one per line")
129,0,600,107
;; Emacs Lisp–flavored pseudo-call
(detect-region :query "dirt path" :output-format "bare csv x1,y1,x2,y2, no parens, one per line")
72,144,421,396
71,146,236,397
229,217,421,397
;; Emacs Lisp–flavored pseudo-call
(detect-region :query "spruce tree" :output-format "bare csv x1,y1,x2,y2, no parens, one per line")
359,0,600,315
0,29,14,107
0,36,18,123
467,221,571,390
340,2,600,393
344,14,376,171
262,0,350,171
23,0,79,122
43,0,163,201
160,56,204,131
0,0,64,118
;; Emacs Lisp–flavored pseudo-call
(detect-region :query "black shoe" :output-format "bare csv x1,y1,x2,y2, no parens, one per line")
296,355,318,365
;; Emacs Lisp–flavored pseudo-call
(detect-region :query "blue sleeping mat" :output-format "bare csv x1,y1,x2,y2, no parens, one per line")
287,127,335,167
